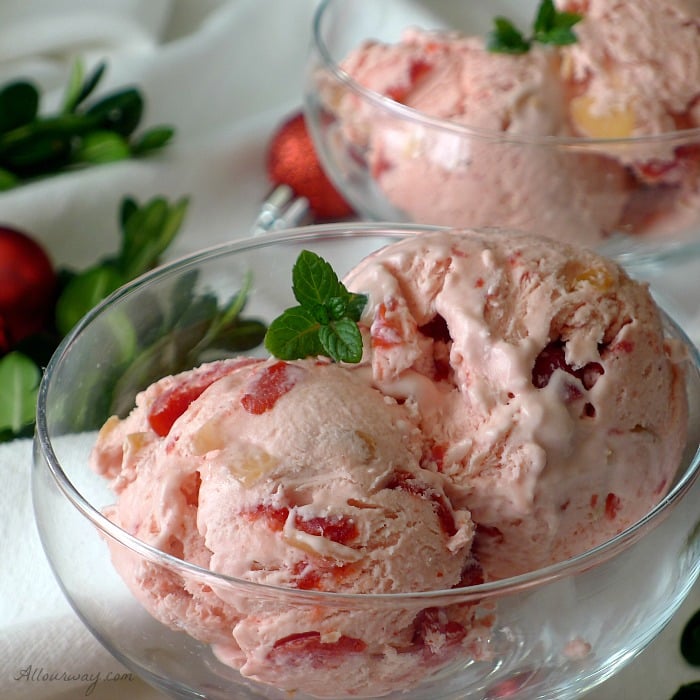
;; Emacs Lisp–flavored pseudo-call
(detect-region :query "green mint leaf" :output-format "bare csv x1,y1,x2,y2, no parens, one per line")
488,0,581,53
533,0,557,34
311,302,331,325
327,296,347,321
264,306,324,360
318,318,364,364
0,352,41,437
345,292,369,323
535,26,579,46
265,250,367,363
292,250,343,308
487,18,531,54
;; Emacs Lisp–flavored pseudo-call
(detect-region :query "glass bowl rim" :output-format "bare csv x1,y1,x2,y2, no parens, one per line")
310,0,700,148
34,222,700,607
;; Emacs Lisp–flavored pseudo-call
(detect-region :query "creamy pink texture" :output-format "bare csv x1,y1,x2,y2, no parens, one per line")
559,0,700,234
331,28,629,245
560,0,700,139
319,5,700,243
344,230,688,578
91,357,484,696
91,230,689,694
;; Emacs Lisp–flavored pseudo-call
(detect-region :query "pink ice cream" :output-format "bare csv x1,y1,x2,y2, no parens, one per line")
91,356,486,696
313,2,700,246
329,28,628,246
344,229,688,578
91,229,689,695
558,0,700,234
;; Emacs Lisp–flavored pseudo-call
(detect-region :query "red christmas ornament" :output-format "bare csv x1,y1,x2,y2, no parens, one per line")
266,111,353,221
0,225,56,351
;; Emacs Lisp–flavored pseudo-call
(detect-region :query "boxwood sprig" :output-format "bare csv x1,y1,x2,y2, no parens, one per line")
264,250,367,364
0,58,174,188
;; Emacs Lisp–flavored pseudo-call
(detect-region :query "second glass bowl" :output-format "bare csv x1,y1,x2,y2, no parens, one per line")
304,0,700,266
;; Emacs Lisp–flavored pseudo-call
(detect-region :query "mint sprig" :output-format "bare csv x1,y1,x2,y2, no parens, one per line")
264,250,367,364
487,0,582,54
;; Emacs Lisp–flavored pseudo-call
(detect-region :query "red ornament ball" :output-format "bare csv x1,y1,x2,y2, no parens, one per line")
266,111,353,220
0,225,57,351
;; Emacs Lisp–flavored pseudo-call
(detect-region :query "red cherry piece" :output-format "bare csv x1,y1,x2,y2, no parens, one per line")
370,299,404,350
270,631,367,666
418,314,451,343
385,59,432,103
476,524,505,544
243,504,290,531
0,225,56,348
532,340,604,394
387,470,457,537
457,558,485,588
604,492,621,520
240,360,302,415
266,111,354,220
148,359,256,437
294,513,359,545
412,607,467,651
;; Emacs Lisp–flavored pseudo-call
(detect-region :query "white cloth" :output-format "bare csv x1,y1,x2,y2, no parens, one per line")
0,2,698,699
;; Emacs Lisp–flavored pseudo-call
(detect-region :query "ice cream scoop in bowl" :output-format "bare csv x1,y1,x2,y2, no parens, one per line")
33,223,700,700
304,0,700,266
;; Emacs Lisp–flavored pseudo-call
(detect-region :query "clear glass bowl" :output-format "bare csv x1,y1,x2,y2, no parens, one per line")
33,224,700,700
304,0,700,266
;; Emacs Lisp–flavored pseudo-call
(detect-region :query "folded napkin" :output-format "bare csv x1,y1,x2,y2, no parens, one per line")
0,2,698,700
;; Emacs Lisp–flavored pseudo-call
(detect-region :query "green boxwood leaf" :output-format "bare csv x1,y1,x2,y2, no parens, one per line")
0,81,39,134
64,60,107,114
55,264,123,336
84,87,144,137
0,352,41,435
73,130,131,164
130,126,175,155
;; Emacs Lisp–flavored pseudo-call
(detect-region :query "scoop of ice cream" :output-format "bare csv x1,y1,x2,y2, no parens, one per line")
91,356,482,696
344,229,688,578
341,29,567,134
560,0,700,140
327,28,629,245
557,0,700,234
